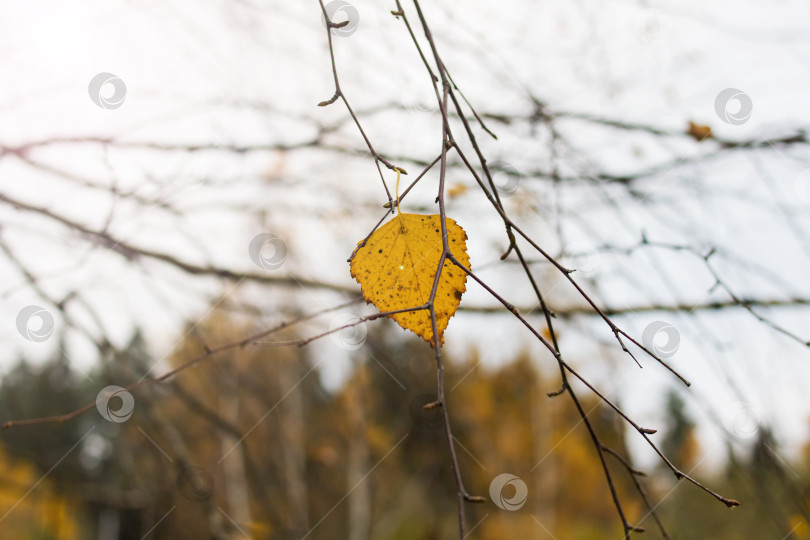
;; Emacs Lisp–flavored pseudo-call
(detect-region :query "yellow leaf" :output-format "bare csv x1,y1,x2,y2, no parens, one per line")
350,213,470,346
447,182,468,198
687,121,713,141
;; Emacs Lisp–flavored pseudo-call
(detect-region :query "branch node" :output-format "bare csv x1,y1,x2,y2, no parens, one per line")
500,230,517,260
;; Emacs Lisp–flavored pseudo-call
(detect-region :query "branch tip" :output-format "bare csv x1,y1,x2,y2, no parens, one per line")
317,94,339,107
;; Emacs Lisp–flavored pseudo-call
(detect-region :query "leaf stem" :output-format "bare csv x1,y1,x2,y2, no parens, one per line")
395,168,402,216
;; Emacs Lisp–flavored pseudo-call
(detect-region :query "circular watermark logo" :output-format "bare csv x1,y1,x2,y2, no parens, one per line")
408,393,443,430
88,72,127,109
396,79,440,115
248,233,287,270
16,305,55,342
636,10,672,43
723,400,760,439
561,241,602,276
489,161,522,197
177,465,214,502
795,168,810,205
329,313,367,350
714,88,753,126
642,321,680,358
173,173,207,189
407,355,431,375
96,385,135,423
322,1,360,37
489,473,528,511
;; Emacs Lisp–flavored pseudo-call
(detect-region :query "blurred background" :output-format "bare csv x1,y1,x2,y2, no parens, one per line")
1,0,810,538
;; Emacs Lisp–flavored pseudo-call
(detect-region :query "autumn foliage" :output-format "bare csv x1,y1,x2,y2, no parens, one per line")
1,315,809,539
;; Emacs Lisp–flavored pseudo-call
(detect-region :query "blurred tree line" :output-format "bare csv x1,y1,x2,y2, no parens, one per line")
1,313,809,539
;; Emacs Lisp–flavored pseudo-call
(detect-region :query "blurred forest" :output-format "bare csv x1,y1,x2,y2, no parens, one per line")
1,314,808,539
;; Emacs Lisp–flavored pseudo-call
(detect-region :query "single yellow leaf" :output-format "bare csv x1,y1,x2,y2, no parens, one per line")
350,213,470,347
447,182,468,198
687,121,713,141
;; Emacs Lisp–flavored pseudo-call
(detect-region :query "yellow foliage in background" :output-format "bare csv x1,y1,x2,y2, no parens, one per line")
0,448,82,540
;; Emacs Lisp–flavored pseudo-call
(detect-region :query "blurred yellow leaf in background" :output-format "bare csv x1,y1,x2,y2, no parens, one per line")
447,183,468,198
687,121,713,141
